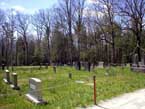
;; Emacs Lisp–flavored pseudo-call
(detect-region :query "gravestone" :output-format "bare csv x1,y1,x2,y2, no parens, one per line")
82,62,91,71
141,54,145,65
53,66,56,73
10,73,20,90
98,62,104,68
86,62,91,72
26,78,47,104
126,63,130,67
75,80,85,84
45,63,48,69
88,62,91,71
91,64,95,70
11,62,15,71
68,73,72,79
3,70,11,84
132,54,139,67
39,63,42,70
2,63,5,70
131,54,145,72
74,61,81,70
83,62,87,70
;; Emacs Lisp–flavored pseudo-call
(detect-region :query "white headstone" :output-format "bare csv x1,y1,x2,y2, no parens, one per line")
98,62,104,68
26,78,47,104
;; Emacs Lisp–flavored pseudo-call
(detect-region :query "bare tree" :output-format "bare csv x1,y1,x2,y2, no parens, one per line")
32,10,45,64
0,9,6,65
16,12,29,65
7,10,16,67
32,9,51,64
119,0,145,61
94,0,118,63
74,0,86,63
58,0,76,64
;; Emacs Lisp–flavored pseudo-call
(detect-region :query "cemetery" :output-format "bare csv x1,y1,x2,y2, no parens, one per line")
1,0,145,109
1,65,145,109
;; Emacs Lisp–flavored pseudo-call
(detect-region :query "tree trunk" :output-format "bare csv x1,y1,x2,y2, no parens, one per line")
112,42,115,63
46,26,51,65
137,35,141,61
26,42,29,65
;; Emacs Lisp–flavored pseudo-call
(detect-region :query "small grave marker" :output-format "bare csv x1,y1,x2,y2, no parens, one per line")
53,66,56,73
45,63,48,69
68,73,72,79
2,63,5,70
10,73,20,90
75,61,81,70
39,63,42,70
3,70,11,84
75,80,85,84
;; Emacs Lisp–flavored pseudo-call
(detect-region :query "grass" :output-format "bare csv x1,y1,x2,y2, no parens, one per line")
1,66,145,109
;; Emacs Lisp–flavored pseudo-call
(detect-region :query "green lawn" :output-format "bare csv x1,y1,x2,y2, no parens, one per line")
0,66,145,109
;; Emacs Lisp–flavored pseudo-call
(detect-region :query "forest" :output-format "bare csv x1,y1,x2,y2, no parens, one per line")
0,0,145,66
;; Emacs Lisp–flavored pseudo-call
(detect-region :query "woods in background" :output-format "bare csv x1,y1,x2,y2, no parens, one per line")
0,0,145,67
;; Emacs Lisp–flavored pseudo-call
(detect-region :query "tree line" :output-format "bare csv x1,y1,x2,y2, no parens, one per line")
0,0,145,67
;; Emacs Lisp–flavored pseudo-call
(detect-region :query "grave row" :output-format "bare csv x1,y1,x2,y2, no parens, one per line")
2,68,73,104
3,69,47,104
3,70,20,90
73,61,104,71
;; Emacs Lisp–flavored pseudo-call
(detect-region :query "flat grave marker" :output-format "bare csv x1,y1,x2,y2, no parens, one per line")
75,80,85,84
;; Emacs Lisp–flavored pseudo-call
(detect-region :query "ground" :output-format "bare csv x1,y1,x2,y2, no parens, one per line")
79,89,145,109
1,66,145,109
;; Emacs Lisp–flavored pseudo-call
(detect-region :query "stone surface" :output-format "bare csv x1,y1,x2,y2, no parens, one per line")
3,70,11,84
82,62,91,71
131,54,145,72
68,73,72,79
75,80,85,84
98,62,104,68
10,73,20,90
78,89,145,109
2,63,5,70
74,61,81,70
126,63,130,67
45,63,48,69
26,78,47,104
53,66,56,73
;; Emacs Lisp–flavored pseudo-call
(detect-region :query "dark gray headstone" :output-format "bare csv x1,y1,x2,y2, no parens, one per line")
10,73,20,90
3,70,11,84
68,73,72,79
2,63,5,70
39,63,43,70
53,66,56,73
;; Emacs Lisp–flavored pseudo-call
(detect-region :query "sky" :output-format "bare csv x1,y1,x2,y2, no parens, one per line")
0,0,97,14
0,0,58,14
